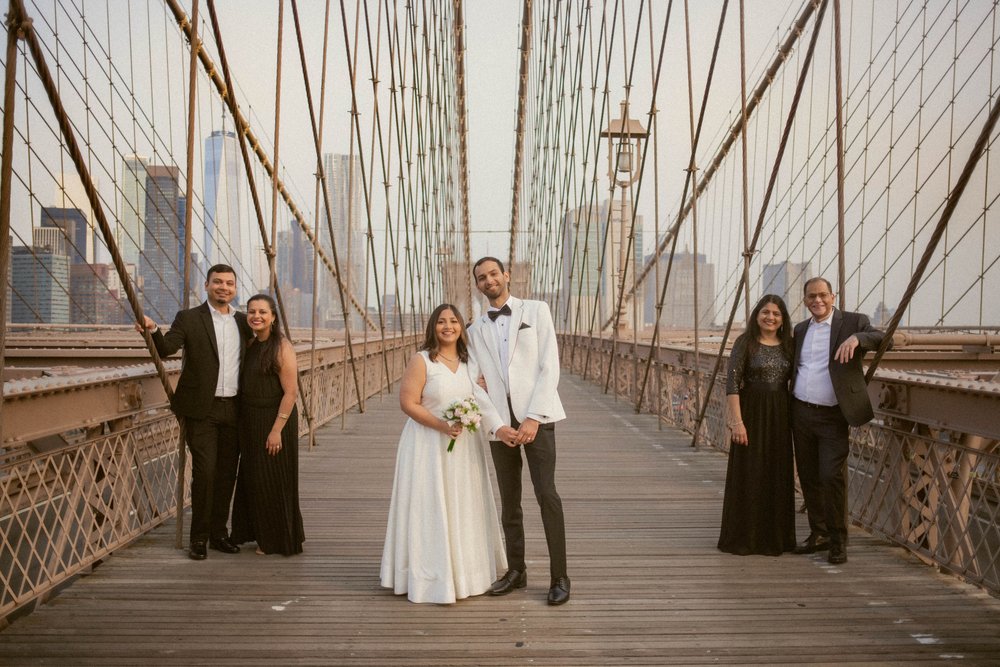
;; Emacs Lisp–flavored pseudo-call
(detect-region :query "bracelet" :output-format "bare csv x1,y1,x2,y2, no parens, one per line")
277,412,289,420
728,421,743,428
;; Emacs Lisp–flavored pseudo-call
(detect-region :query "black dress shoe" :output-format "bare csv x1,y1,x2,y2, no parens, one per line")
793,533,832,554
489,569,527,596
547,577,571,606
209,536,241,554
188,541,207,560
828,544,848,564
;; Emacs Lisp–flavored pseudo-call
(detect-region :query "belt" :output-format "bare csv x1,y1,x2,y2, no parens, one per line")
795,398,838,410
214,396,236,402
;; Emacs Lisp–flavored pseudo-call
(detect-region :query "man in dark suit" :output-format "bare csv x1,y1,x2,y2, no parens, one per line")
791,277,886,565
139,264,251,560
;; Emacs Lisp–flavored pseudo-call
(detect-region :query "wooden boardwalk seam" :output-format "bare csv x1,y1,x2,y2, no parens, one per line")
1,374,999,665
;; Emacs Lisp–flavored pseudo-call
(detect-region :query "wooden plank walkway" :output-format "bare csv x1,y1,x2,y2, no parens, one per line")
2,374,1000,665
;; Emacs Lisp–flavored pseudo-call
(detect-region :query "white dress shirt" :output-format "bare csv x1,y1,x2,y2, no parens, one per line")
793,309,838,406
211,305,241,398
487,299,512,393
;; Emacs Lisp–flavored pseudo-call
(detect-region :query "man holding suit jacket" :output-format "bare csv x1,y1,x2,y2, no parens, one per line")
139,264,251,561
791,277,886,565
467,257,570,606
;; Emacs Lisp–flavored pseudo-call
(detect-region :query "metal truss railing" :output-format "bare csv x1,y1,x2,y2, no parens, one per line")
560,334,1000,596
0,334,418,624
849,424,999,592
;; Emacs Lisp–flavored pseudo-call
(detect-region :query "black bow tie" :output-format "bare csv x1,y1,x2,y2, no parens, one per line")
487,304,512,321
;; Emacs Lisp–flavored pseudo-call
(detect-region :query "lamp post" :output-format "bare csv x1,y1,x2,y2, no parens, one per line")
600,100,648,333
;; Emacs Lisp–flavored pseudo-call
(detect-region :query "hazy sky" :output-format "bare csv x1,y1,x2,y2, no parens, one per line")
5,1,997,326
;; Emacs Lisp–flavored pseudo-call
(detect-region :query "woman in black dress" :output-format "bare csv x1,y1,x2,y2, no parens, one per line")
231,294,304,555
717,294,796,556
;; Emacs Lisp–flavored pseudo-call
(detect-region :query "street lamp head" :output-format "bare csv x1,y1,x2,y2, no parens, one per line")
615,144,635,174
599,100,649,141
601,100,648,186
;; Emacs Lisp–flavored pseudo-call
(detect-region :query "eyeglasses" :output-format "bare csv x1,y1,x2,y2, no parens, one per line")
805,292,832,301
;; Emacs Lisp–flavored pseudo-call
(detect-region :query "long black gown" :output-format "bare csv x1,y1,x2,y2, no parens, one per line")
717,337,796,556
231,341,305,555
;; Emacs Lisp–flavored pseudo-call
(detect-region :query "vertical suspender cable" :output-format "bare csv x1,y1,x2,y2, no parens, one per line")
176,0,200,549
0,9,22,450
308,0,332,443
270,0,285,294
289,0,366,412
832,0,847,308
682,0,703,443
509,0,533,269
646,0,663,427
738,0,751,324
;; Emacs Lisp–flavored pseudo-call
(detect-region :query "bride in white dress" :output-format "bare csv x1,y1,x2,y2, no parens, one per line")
380,304,507,603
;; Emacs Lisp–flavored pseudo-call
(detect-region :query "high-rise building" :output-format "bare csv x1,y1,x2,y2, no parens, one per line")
53,172,95,263
204,130,258,298
322,153,365,330
762,260,811,322
275,228,316,327
119,155,148,268
32,226,69,257
71,263,128,325
873,301,895,328
40,207,89,264
560,204,601,330
643,250,716,330
289,224,314,292
141,165,182,322
560,199,643,332
11,244,71,323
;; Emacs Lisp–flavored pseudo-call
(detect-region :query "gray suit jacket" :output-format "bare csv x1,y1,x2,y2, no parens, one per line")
791,309,885,427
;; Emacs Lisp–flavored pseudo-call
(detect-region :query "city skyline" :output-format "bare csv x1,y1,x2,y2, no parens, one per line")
2,2,996,329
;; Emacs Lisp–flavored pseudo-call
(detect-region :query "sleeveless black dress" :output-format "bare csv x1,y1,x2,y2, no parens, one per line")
231,341,305,555
717,337,796,556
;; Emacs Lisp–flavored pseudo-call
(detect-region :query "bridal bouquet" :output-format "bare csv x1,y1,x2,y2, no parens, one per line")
442,397,482,452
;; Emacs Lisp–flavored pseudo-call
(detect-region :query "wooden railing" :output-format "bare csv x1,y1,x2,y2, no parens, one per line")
0,334,418,624
559,334,1000,595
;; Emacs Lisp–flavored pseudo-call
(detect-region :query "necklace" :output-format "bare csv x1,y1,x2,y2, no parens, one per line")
437,353,458,362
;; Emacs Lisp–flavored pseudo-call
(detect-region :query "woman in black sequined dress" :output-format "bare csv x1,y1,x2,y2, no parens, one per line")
718,295,796,556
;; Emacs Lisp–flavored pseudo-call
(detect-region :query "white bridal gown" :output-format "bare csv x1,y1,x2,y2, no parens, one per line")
380,351,507,604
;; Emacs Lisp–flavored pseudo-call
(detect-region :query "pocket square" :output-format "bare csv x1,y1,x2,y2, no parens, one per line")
518,322,531,330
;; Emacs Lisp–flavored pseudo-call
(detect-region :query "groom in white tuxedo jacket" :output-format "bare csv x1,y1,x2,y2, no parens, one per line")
467,257,570,606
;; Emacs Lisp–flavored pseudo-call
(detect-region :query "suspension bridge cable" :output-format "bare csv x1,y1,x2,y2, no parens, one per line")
508,0,533,269
288,0,365,409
